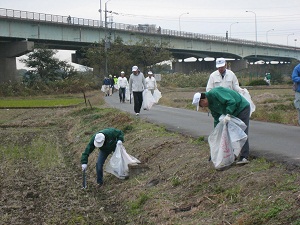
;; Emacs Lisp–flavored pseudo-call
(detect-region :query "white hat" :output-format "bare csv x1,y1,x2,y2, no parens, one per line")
216,58,226,68
121,71,125,74
192,92,201,111
148,71,153,75
94,133,105,147
132,66,138,72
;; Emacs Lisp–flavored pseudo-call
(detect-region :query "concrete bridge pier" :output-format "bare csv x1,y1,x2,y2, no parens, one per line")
0,41,34,83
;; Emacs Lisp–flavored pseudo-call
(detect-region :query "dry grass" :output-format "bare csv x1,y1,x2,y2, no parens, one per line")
159,86,298,126
1,90,300,225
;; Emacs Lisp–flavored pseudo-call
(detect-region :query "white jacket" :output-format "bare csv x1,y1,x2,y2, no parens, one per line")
206,69,242,93
117,77,128,88
145,76,157,90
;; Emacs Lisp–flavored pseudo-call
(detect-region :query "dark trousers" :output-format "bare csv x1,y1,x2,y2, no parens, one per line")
96,150,110,184
237,105,251,159
133,91,143,113
119,87,126,102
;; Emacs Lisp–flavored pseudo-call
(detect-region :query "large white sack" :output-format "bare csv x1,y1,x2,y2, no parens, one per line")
142,89,156,110
209,115,248,169
240,88,256,117
208,122,235,169
153,89,162,103
105,144,140,179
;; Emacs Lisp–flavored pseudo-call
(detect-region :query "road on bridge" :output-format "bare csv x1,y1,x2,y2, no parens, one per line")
104,92,300,168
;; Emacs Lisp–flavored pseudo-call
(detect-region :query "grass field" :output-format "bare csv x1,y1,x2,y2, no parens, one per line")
0,98,83,108
0,90,300,225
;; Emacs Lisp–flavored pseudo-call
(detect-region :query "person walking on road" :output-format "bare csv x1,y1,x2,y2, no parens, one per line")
198,86,250,164
145,71,157,95
81,128,124,187
117,71,129,103
129,66,147,116
103,76,111,97
109,75,114,95
292,63,300,125
206,58,243,93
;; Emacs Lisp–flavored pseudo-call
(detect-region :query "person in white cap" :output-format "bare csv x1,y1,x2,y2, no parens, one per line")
206,58,243,93
81,128,124,187
145,71,157,95
117,71,129,103
129,66,147,115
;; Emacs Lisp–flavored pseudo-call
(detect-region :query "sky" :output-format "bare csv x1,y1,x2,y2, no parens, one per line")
1,0,300,69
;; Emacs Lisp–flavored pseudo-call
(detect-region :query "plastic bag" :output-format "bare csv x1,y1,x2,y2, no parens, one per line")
101,85,106,93
142,89,156,110
105,144,140,179
153,89,162,103
208,115,248,169
240,88,256,117
125,87,130,101
208,122,235,169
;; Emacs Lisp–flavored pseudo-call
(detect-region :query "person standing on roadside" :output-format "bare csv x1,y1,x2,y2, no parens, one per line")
145,71,157,95
129,66,146,116
117,71,129,103
292,63,300,125
206,58,243,93
81,128,124,187
198,86,250,164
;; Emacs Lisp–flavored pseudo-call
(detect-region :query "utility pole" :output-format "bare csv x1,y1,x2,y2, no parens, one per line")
104,0,112,76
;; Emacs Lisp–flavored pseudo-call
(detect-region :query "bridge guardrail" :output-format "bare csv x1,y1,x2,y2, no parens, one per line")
0,7,299,52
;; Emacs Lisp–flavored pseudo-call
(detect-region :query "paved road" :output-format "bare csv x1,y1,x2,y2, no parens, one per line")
105,93,300,168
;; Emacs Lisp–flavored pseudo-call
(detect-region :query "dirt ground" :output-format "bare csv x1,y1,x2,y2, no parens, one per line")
1,91,300,225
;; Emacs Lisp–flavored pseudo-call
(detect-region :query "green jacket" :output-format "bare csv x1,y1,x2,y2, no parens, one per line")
206,87,250,127
81,128,124,164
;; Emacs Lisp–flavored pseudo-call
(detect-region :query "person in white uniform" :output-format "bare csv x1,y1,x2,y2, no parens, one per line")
206,57,243,93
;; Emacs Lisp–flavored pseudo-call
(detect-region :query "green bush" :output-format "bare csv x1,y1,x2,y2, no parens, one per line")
246,79,268,86
160,72,209,88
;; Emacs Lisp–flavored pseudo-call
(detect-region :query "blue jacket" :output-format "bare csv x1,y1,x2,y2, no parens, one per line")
292,64,300,92
103,78,111,85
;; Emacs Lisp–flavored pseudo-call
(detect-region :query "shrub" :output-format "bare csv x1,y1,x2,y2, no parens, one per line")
160,72,209,88
246,79,268,86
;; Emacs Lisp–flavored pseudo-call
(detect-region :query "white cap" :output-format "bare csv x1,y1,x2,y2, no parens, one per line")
192,92,201,111
216,58,226,68
148,71,153,75
94,133,105,147
132,66,138,72
121,71,125,74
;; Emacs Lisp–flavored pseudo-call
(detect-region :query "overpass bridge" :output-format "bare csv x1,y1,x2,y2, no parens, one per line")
0,8,300,82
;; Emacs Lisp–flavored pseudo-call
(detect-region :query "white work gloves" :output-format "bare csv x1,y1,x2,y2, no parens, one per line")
223,114,231,124
117,140,123,146
82,164,87,171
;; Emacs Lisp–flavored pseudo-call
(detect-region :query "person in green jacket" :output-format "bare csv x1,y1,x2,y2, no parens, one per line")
81,128,124,186
199,86,250,164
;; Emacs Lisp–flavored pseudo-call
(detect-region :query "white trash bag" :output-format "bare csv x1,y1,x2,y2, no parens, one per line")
125,87,130,101
208,115,248,169
105,144,140,179
142,89,156,110
101,85,106,93
240,88,256,117
208,122,235,169
153,89,162,103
